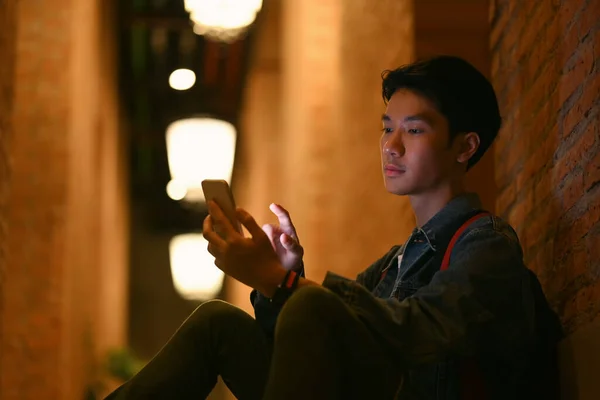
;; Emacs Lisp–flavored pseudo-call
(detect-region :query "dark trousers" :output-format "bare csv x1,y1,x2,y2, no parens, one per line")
105,286,401,400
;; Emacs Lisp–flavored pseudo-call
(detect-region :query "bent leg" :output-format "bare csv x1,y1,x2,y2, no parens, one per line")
263,286,401,400
105,300,270,400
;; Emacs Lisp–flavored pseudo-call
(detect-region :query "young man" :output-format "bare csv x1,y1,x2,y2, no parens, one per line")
106,56,562,400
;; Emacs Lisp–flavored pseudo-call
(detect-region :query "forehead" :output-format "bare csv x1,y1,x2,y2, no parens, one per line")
384,89,441,120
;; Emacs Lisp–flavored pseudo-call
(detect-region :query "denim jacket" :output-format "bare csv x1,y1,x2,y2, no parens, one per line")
251,194,562,399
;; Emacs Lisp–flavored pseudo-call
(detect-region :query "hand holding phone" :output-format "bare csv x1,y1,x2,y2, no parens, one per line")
201,179,242,238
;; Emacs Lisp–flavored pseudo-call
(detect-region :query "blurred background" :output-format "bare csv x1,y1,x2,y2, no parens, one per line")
1,0,599,399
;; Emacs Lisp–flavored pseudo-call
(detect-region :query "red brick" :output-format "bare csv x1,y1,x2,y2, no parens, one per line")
584,146,600,192
555,215,585,259
562,296,578,324
558,44,594,106
582,195,600,234
537,0,558,27
566,244,589,284
590,280,600,317
500,8,528,59
518,131,556,190
545,266,568,300
587,229,600,272
503,74,526,115
491,51,501,81
594,28,600,59
522,65,554,114
534,168,554,203
525,200,559,248
580,0,600,39
557,0,581,32
554,122,598,183
561,169,585,210
536,102,559,138
508,190,533,230
530,237,555,274
560,22,581,66
496,179,516,215
563,102,585,138
490,5,511,50
543,17,562,59
579,68,600,116
514,4,546,63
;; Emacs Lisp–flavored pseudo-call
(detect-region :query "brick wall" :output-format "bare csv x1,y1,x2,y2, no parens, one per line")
0,1,129,399
0,0,17,387
3,0,73,397
491,0,600,334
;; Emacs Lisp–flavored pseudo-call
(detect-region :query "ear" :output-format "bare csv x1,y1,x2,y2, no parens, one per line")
456,132,480,165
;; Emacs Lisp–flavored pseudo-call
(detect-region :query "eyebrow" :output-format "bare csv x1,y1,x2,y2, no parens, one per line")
381,114,434,125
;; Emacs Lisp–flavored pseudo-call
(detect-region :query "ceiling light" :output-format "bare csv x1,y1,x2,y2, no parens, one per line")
184,0,263,42
169,68,196,90
169,233,225,300
165,117,237,202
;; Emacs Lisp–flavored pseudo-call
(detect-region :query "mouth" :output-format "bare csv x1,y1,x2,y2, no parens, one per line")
384,164,406,177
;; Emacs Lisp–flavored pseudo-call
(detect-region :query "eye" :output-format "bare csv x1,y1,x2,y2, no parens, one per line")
381,127,394,134
407,128,423,134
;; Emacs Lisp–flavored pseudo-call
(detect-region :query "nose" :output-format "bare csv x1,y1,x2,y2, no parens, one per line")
383,130,404,157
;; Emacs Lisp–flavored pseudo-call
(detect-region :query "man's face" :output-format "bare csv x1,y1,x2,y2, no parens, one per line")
380,89,459,196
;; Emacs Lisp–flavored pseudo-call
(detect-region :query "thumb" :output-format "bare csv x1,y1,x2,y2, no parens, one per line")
237,208,267,240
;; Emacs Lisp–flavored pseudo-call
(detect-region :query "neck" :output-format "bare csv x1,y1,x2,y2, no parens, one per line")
409,182,467,227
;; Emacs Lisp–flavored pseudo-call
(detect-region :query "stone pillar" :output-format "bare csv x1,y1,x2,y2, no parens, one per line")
1,1,129,398
233,0,416,294
331,0,416,276
0,2,17,396
229,0,285,314
278,0,344,282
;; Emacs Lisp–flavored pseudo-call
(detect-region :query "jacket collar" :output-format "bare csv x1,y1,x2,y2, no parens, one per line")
415,193,483,251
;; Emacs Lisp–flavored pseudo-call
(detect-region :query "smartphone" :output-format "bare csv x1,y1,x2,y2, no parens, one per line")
201,179,242,236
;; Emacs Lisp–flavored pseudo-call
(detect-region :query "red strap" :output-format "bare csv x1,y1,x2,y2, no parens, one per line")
439,211,491,400
284,271,297,289
440,212,490,271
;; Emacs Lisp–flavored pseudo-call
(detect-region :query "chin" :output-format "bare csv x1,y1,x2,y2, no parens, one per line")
384,182,412,196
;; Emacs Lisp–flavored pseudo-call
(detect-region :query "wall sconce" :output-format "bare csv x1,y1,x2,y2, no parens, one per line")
169,233,224,300
165,117,237,203
165,117,237,300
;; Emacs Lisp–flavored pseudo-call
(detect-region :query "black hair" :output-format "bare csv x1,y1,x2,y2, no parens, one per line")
381,55,501,169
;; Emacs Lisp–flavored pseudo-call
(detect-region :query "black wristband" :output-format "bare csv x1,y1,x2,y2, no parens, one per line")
270,270,300,306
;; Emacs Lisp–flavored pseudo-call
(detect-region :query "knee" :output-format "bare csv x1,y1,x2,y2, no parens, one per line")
279,285,345,324
183,300,247,333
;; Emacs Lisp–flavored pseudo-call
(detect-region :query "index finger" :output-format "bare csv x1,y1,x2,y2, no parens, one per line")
203,214,226,248
269,203,297,235
208,200,238,238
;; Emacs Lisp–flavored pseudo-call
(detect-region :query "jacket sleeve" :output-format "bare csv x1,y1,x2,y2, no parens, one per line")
322,224,536,368
249,263,305,339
